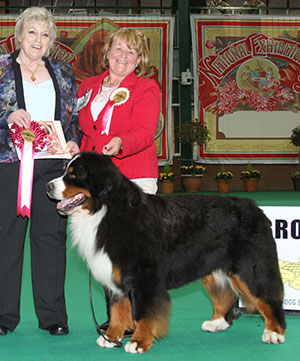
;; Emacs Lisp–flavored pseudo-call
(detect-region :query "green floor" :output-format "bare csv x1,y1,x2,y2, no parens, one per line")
1,192,300,361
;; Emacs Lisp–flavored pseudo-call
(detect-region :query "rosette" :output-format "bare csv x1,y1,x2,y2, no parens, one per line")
10,121,47,218
101,87,130,135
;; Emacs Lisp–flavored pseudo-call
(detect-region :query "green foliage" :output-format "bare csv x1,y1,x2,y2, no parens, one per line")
291,125,300,148
291,125,300,175
176,120,210,146
240,162,261,180
215,165,233,183
159,163,175,181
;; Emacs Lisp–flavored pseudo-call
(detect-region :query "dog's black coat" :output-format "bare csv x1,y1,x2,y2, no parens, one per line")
46,152,286,352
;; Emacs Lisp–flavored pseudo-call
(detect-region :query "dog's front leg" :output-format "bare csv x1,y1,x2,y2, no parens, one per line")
97,297,134,348
124,291,171,353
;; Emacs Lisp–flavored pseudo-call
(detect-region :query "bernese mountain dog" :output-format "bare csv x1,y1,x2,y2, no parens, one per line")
46,152,286,354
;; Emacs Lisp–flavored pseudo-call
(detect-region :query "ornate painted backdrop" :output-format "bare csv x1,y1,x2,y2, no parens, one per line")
0,15,174,164
191,15,300,164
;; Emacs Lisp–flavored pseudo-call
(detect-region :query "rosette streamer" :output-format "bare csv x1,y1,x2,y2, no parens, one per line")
9,121,47,218
101,87,130,135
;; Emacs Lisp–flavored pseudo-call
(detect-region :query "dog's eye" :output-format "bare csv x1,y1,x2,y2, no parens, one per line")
69,173,76,179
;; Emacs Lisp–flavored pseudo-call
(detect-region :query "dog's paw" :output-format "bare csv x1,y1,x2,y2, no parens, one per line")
202,318,230,332
96,335,122,348
262,329,285,344
125,340,145,354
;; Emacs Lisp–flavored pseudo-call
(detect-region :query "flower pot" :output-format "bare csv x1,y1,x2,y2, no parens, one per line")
292,177,300,191
182,175,203,193
160,180,174,194
217,179,231,193
243,178,258,192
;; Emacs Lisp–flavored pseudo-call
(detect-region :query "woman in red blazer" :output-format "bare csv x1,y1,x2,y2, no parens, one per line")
78,27,161,194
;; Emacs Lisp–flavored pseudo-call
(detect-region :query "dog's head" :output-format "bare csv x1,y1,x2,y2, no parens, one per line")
46,152,125,215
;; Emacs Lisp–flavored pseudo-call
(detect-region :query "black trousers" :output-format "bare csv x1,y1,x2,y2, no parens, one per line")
0,159,68,331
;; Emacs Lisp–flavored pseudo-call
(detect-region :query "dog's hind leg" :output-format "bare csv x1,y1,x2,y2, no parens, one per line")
202,271,238,332
96,297,134,348
229,274,286,344
124,293,171,353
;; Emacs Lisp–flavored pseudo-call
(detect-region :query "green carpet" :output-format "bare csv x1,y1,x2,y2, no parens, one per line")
1,192,299,360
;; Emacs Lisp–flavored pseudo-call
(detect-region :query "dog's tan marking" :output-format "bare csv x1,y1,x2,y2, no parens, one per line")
106,298,134,340
129,319,156,353
126,297,171,353
62,186,91,200
150,297,171,339
112,266,122,286
229,274,285,335
202,274,237,320
81,197,95,212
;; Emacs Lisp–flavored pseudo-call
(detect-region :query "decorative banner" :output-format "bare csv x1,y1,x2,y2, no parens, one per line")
10,122,47,218
191,15,300,164
0,15,174,165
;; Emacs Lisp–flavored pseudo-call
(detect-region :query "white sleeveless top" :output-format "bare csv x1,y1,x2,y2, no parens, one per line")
23,79,56,121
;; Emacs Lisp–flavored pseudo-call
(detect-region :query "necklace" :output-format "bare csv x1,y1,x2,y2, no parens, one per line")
21,60,41,82
104,76,121,87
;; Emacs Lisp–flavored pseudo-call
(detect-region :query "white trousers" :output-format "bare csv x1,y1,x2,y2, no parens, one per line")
131,178,158,195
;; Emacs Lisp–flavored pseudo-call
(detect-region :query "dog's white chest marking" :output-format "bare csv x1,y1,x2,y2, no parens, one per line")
69,207,123,296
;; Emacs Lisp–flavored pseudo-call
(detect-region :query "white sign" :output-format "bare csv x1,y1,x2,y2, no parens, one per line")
239,206,300,311
261,206,300,311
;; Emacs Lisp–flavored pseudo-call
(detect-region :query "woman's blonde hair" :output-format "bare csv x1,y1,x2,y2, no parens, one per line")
102,27,150,76
15,7,57,56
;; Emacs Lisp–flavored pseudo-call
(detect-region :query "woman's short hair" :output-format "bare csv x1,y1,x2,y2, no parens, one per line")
15,7,57,56
102,27,150,77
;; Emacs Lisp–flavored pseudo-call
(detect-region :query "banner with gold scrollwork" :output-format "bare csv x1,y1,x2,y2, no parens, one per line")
191,15,300,164
0,15,174,164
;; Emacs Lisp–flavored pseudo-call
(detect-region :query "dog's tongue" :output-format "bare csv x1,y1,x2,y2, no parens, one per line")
57,193,87,212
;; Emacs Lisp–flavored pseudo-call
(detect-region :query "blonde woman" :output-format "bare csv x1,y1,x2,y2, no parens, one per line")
78,27,161,333
78,27,161,195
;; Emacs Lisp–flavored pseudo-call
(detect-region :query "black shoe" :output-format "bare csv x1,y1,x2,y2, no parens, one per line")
0,326,8,335
46,325,69,336
99,320,133,338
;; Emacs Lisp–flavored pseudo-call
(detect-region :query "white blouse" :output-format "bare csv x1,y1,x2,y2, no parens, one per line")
91,85,118,121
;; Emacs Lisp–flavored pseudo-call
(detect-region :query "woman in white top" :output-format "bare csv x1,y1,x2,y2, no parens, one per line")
0,7,81,336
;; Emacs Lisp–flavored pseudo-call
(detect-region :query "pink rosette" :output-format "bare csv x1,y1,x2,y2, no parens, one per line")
9,121,47,153
10,121,47,218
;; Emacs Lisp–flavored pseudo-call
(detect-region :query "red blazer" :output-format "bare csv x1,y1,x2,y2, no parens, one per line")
78,70,161,179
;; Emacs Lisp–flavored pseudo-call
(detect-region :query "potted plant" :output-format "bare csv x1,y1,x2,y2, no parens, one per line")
215,166,233,193
159,164,175,194
176,120,210,192
240,162,261,192
290,125,300,191
179,165,206,192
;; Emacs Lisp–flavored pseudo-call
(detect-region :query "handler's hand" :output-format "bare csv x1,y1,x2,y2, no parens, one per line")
7,109,31,128
102,137,123,156
65,141,80,157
